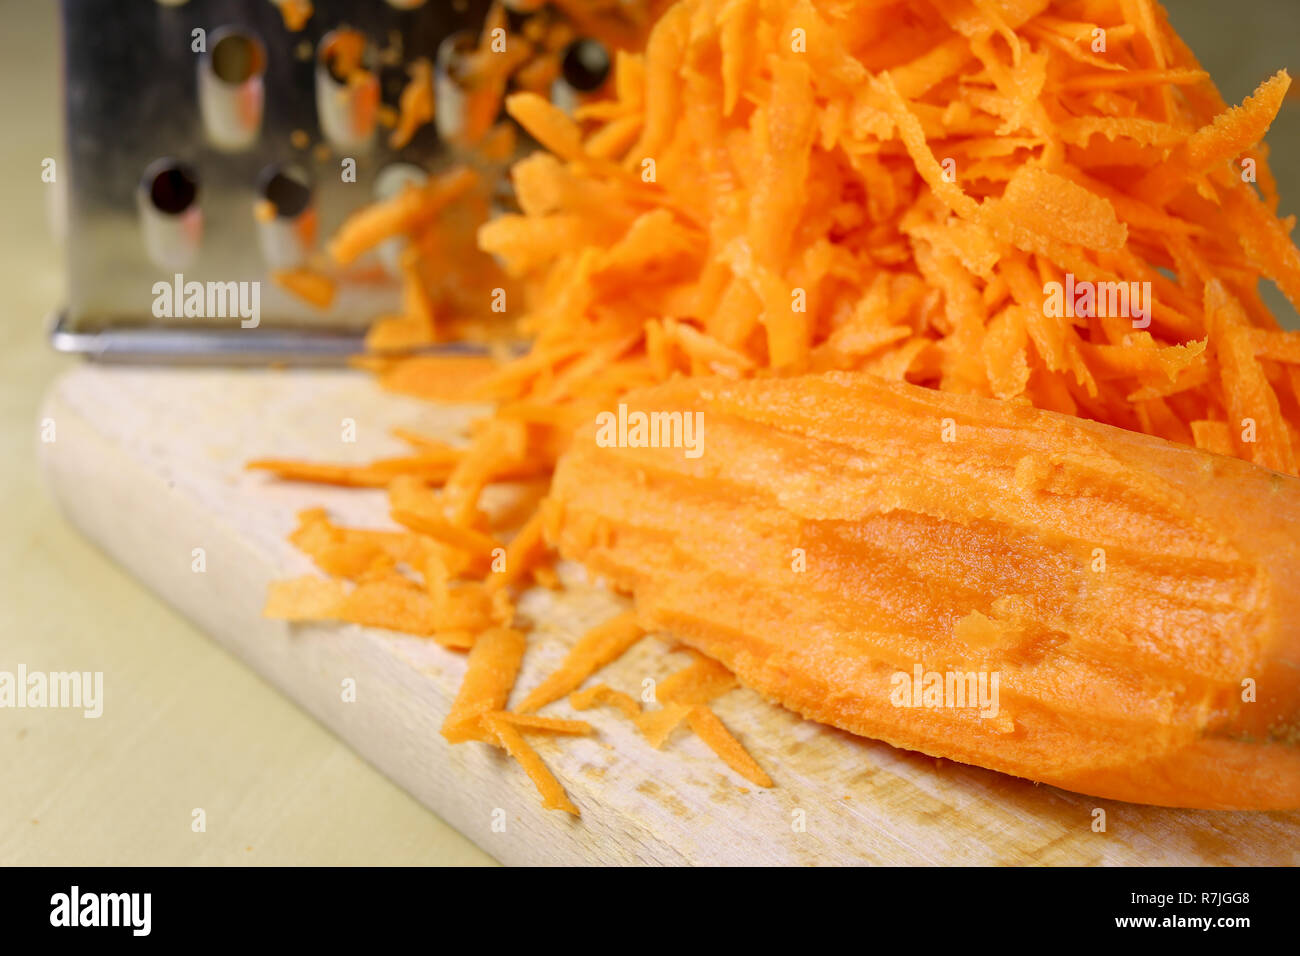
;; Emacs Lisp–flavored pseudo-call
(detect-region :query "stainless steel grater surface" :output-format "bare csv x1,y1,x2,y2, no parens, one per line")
52,0,619,363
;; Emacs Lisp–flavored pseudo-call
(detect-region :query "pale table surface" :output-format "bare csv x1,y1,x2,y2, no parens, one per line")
0,0,493,867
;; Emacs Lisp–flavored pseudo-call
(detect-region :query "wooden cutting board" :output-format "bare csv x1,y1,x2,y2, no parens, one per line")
38,363,1300,865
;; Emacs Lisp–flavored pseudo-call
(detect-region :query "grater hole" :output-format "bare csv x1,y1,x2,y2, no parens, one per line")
316,30,379,149
147,162,199,214
138,159,202,270
258,165,312,219
561,39,610,92
212,30,266,85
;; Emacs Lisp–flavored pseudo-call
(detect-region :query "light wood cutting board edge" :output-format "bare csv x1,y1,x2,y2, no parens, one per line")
36,363,1300,865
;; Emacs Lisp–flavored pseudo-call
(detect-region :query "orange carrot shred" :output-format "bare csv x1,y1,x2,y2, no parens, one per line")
485,713,580,815
569,684,642,719
442,627,527,744
686,706,773,788
1136,71,1291,206
657,656,738,706
272,268,336,309
491,712,593,735
264,575,348,620
634,703,694,749
516,610,644,713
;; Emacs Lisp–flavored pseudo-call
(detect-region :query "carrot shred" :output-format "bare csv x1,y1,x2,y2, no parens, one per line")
484,713,580,815
338,577,444,635
1136,72,1291,206
686,706,773,788
656,656,737,706
569,684,642,719
390,58,435,150
516,610,644,713
1205,279,1297,473
250,456,458,488
877,73,979,221
378,355,500,402
328,166,478,266
442,627,527,744
390,508,500,566
264,575,348,620
491,712,593,735
506,93,587,162
272,268,336,309
1191,420,1235,457
485,507,550,592
1252,330,1300,366
634,703,694,748
432,629,477,650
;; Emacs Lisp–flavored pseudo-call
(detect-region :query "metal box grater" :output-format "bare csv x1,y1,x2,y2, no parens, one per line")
50,0,619,363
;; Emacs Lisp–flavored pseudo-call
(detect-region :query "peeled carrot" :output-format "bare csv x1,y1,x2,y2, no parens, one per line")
550,372,1300,811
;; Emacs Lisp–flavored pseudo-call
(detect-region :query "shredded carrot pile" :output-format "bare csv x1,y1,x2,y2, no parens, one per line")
258,0,1300,812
